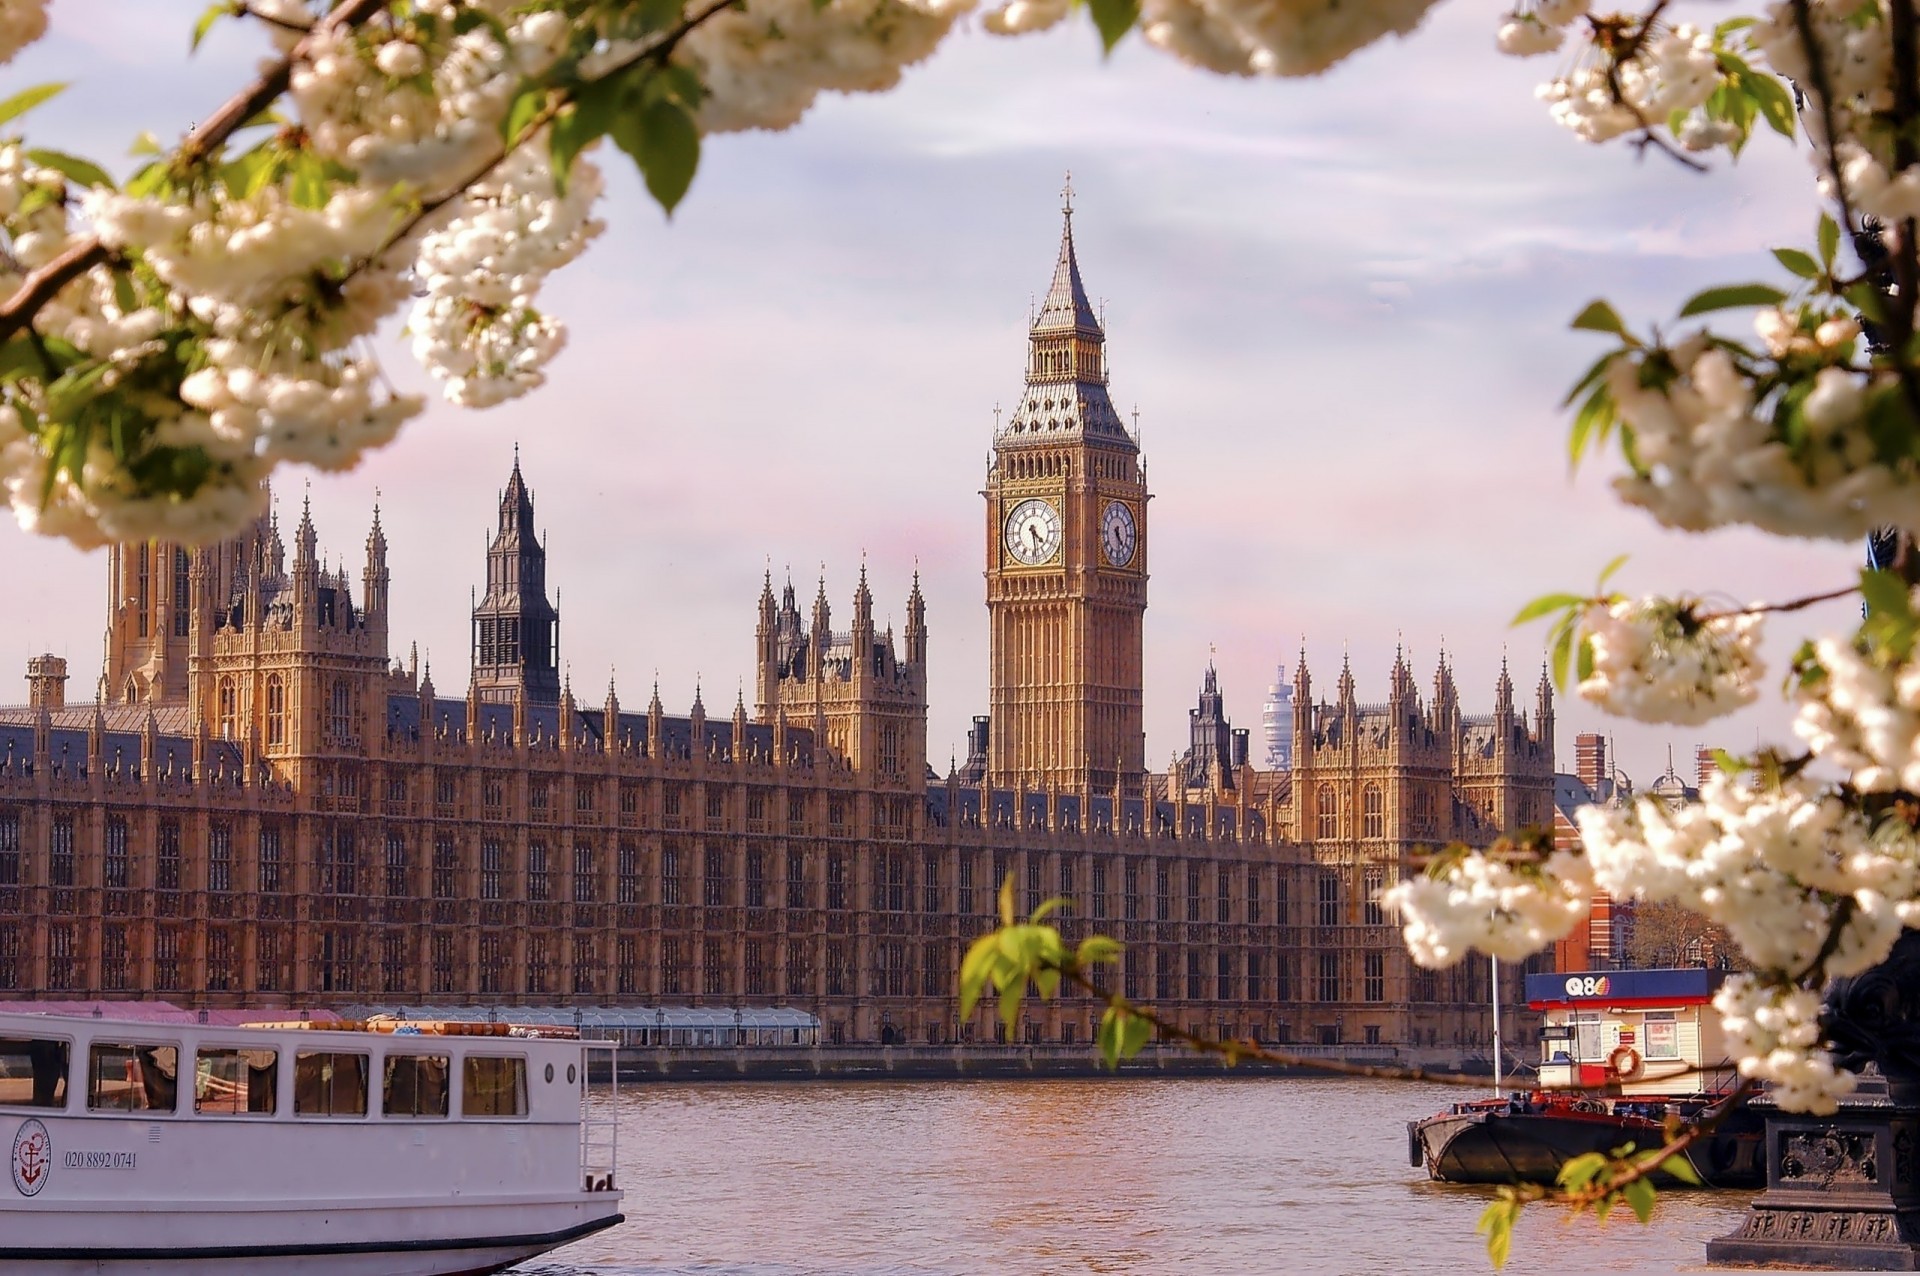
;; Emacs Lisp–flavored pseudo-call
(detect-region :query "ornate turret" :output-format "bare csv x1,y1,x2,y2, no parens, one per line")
471,452,560,706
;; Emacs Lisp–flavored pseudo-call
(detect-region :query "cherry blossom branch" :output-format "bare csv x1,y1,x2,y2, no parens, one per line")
1695,582,1861,621
336,0,741,291
1597,1,1708,173
0,0,396,344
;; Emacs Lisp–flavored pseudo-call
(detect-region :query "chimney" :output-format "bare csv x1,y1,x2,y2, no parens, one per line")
1574,732,1607,790
26,655,67,712
1231,728,1249,770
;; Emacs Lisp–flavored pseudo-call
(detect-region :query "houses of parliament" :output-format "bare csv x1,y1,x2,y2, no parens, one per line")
0,205,1555,1056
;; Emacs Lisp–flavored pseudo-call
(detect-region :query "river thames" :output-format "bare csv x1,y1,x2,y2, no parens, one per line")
522,1076,1751,1275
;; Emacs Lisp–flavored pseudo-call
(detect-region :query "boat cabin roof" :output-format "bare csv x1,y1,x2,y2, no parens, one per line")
1524,968,1727,1011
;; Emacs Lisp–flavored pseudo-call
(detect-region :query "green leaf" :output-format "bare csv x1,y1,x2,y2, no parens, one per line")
997,975,1023,1033
1574,633,1596,683
1570,299,1630,337
1741,68,1797,139
502,87,550,147
1568,379,1616,472
0,83,68,130
1556,1150,1609,1191
1678,283,1788,317
1623,1176,1658,1224
1075,935,1123,966
1117,1012,1150,1059
1549,614,1576,691
128,131,163,158
957,933,998,1020
1819,213,1840,271
1596,553,1630,589
1772,247,1820,279
1096,1006,1126,1069
1029,896,1070,923
997,873,1016,928
613,98,700,216
1477,1196,1520,1271
1511,593,1585,627
191,1,231,51
1658,1153,1704,1186
1087,0,1139,53
26,148,114,190
1560,350,1621,411
1861,567,1913,622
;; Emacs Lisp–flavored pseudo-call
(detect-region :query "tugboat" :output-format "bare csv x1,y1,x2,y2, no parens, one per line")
1409,967,1765,1188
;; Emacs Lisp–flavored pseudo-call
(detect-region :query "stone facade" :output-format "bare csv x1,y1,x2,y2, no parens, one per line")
0,208,1554,1056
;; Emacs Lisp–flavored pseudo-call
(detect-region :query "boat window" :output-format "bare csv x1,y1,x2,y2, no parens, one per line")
87,1043,178,1113
0,1037,69,1109
294,1052,369,1117
462,1055,527,1117
194,1048,277,1115
383,1054,450,1118
1644,1012,1680,1060
1572,1013,1603,1062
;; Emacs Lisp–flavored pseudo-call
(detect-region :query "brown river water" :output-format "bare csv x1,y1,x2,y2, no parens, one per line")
518,1077,1753,1276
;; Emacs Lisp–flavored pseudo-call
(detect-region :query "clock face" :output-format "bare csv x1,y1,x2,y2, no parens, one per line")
1101,501,1137,568
1004,498,1062,566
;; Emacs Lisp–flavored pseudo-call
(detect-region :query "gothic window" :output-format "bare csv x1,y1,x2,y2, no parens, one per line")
172,548,191,638
321,825,355,895
480,839,505,901
258,825,283,894
660,938,685,995
1217,951,1233,1001
49,817,75,887
826,852,848,911
1362,784,1384,839
1316,784,1337,840
746,790,765,824
786,938,811,997
328,678,353,743
102,924,129,990
1364,951,1386,1003
1155,861,1171,922
266,675,288,748
156,819,181,891
432,836,457,898
883,852,906,913
382,932,409,995
1091,859,1107,918
1363,866,1386,927
879,725,899,776
1247,951,1265,1002
922,850,941,913
0,809,17,886
479,934,505,994
786,847,806,910
104,816,130,889
527,841,549,901
616,936,639,996
702,845,725,908
573,936,597,995
745,848,766,908
1186,861,1202,922
218,678,238,740
526,936,548,994
573,842,597,903
210,821,234,890
702,937,725,995
1318,951,1341,1003
432,933,457,994
617,841,640,904
1186,950,1204,1000
1026,856,1042,912
1217,870,1231,925
1246,866,1263,925
136,547,150,638
957,854,974,916
1317,872,1340,927
661,844,682,907
385,832,409,897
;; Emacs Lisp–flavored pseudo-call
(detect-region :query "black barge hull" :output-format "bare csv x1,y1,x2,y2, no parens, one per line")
1410,1104,1764,1188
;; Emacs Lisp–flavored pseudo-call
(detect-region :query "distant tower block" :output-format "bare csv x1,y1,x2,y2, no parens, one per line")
1575,732,1608,790
1262,663,1293,771
26,655,67,712
1695,745,1718,792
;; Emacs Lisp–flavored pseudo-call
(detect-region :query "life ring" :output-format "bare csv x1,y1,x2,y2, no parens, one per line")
1608,1046,1643,1080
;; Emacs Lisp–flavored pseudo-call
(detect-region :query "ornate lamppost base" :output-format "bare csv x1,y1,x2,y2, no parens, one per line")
1709,1074,1920,1269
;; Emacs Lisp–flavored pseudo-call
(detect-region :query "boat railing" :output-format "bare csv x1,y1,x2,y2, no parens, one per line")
580,1039,618,1194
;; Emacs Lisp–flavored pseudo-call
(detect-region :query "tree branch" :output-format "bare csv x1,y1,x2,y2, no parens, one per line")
0,0,394,343
1695,581,1861,621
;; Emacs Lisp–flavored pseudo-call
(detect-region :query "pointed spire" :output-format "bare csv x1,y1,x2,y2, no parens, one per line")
295,491,317,566
1495,652,1516,718
1034,173,1100,335
367,492,387,555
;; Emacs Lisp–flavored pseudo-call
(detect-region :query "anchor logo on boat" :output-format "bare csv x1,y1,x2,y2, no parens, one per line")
11,1119,49,1197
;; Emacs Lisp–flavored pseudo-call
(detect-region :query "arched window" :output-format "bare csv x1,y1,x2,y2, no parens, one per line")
1316,784,1337,840
265,675,285,747
329,678,353,742
1362,785,1384,839
217,678,237,740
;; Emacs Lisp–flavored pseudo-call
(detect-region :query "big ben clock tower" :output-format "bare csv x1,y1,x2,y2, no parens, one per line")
985,187,1148,795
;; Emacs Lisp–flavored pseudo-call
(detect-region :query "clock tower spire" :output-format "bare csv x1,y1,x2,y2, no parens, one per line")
984,190,1148,795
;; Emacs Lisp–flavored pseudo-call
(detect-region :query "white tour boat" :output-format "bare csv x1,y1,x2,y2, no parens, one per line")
0,1005,623,1274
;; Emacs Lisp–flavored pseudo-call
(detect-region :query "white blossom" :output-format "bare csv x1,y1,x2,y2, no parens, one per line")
1496,16,1563,58
1715,976,1856,1115
1130,0,1441,78
1577,596,1764,725
1380,848,1594,969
